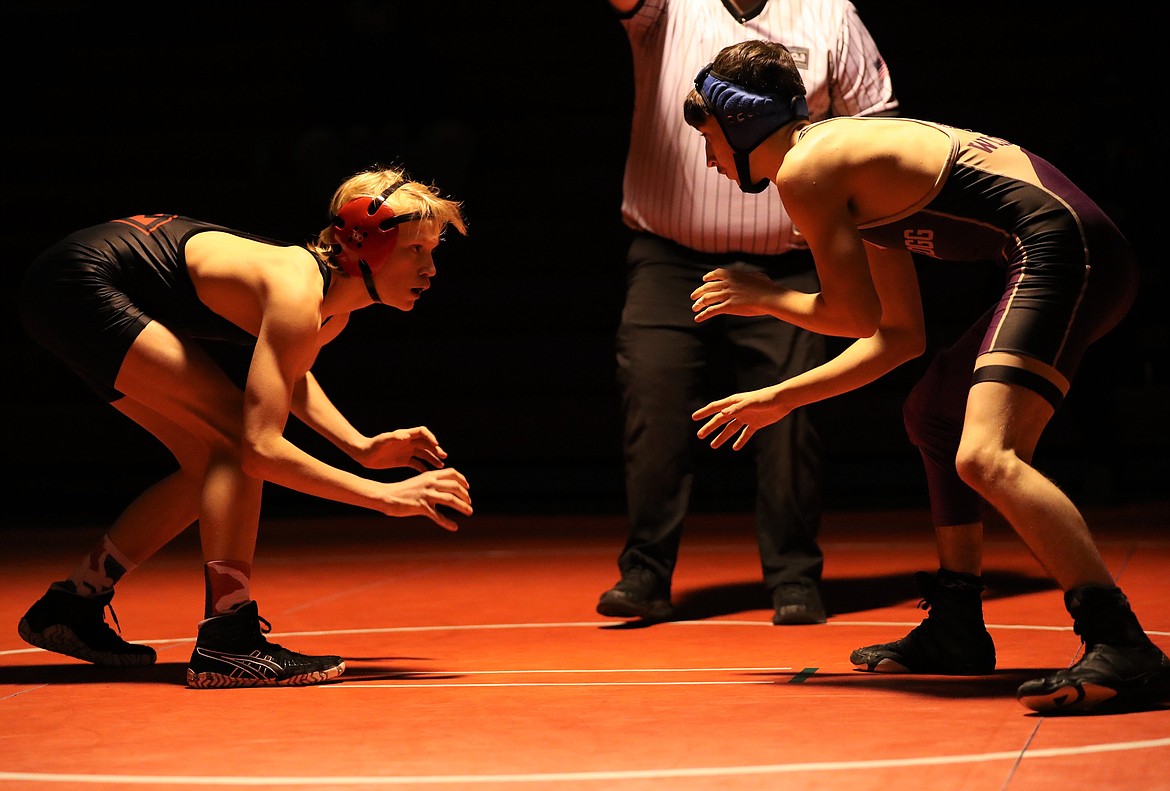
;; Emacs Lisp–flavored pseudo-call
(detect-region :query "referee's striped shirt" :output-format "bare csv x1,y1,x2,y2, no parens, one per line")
619,0,899,255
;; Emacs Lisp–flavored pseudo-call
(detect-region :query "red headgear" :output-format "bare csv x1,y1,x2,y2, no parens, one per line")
331,180,420,302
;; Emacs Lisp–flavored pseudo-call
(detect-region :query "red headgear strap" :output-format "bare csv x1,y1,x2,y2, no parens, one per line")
331,180,421,302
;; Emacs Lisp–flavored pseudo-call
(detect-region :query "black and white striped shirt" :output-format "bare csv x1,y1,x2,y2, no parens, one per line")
619,0,898,254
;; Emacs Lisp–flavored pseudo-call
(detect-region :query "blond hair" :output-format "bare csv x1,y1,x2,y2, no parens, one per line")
309,166,467,267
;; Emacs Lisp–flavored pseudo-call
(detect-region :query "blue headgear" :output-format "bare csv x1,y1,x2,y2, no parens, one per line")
695,63,809,194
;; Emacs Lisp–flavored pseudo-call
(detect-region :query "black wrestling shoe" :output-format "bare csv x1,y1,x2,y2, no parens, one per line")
772,580,827,625
1017,585,1170,714
186,600,345,689
850,569,995,674
17,584,156,666
596,565,673,620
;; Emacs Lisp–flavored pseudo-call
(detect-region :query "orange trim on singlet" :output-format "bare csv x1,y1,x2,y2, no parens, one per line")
111,214,179,234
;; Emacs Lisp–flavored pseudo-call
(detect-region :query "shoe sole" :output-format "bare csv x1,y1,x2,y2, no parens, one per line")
1017,681,1117,714
850,651,995,675
18,619,157,667
1017,667,1170,714
186,661,346,689
851,657,913,673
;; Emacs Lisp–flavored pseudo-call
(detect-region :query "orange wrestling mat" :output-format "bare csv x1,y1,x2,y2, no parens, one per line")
2,504,1168,790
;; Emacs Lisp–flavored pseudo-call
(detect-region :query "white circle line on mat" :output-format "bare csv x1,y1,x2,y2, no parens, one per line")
2,738,1170,786
3,618,1166,658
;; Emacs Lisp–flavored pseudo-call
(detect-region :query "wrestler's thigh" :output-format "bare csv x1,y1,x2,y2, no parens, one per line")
959,377,1054,462
114,321,245,446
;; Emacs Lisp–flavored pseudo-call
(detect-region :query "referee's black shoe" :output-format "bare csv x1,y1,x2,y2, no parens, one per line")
597,565,674,621
772,580,827,625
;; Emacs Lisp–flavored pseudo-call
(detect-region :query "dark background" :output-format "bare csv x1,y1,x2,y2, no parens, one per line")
2,1,1163,527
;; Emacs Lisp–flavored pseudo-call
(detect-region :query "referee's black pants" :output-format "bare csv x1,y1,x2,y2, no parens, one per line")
614,233,826,594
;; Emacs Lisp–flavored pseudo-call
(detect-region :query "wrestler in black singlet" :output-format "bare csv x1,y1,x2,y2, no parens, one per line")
819,118,1139,407
800,118,1140,527
19,214,331,402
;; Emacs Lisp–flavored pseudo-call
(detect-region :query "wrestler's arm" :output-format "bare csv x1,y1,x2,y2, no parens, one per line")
694,243,924,449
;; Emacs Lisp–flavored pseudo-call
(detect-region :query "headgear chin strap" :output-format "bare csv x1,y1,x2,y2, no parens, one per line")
695,64,809,194
332,180,421,303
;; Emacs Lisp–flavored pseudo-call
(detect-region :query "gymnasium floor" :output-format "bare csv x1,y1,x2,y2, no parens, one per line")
2,502,1168,790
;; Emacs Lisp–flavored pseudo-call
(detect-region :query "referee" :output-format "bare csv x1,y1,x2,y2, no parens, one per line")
597,0,899,625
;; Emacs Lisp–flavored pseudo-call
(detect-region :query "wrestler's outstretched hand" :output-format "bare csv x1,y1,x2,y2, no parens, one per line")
691,267,780,323
693,386,792,451
356,426,447,472
378,467,472,531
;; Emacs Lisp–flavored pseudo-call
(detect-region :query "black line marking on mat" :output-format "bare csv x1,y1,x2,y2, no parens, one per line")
788,668,818,684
